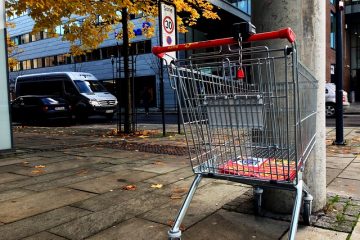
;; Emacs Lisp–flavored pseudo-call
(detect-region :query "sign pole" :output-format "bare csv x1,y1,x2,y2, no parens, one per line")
0,2,13,151
158,1,166,136
158,1,177,137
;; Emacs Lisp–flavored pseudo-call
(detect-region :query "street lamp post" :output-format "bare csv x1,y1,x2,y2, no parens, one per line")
110,55,115,94
334,0,345,145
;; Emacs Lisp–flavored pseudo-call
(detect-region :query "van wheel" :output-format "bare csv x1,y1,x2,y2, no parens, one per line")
326,103,336,118
105,113,114,120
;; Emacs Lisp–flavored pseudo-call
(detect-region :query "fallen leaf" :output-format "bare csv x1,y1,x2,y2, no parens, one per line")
170,187,188,199
76,169,89,175
31,169,45,174
151,184,163,189
167,220,186,231
153,161,165,165
35,165,46,168
170,195,182,200
122,185,136,191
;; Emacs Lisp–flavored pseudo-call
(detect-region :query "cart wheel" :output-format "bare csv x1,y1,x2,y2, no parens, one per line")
302,201,311,226
253,187,263,215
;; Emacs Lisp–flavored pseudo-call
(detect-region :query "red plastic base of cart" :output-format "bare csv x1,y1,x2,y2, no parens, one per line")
218,158,297,181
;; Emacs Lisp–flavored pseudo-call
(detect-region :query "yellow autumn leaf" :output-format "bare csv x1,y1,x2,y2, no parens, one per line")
7,0,219,56
35,165,46,168
151,184,163,189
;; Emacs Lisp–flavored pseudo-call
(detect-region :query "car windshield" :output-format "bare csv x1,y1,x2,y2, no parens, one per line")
74,80,107,94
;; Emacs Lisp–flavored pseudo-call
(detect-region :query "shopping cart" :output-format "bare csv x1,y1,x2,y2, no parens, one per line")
153,26,318,240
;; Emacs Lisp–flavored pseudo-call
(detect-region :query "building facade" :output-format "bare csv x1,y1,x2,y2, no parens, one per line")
7,0,251,110
345,0,360,101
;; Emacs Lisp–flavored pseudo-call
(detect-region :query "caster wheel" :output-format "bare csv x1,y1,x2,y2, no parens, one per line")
253,187,263,215
302,201,311,225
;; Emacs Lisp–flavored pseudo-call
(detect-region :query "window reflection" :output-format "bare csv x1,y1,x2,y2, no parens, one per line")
225,0,251,14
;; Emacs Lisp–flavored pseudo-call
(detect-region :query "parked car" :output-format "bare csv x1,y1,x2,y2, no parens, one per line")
11,95,72,123
325,83,350,117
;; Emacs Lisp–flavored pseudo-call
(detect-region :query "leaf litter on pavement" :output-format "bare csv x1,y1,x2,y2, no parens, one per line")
121,185,136,191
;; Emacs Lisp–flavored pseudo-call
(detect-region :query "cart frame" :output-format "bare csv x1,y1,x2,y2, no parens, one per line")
153,27,317,240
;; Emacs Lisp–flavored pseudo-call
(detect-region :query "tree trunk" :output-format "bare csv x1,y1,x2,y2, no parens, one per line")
122,8,132,134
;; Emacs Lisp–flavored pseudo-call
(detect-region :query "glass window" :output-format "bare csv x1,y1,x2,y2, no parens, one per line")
20,33,30,44
74,80,107,94
102,46,120,59
55,25,64,35
57,54,67,65
45,56,56,67
42,30,49,39
86,49,101,61
11,36,20,45
64,81,78,95
74,55,86,63
224,0,251,14
31,32,42,42
330,12,336,49
22,60,32,70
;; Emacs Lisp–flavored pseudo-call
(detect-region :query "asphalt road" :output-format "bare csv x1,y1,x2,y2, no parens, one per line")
326,114,360,127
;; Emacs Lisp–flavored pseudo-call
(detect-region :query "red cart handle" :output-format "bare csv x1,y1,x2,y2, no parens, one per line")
152,28,295,58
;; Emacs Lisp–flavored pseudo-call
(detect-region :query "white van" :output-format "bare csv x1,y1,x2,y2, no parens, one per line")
15,72,118,120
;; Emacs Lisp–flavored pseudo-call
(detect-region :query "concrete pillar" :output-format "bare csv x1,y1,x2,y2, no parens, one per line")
251,0,326,212
0,1,12,151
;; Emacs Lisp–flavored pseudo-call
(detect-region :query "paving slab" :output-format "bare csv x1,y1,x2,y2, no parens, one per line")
11,158,105,176
0,206,91,240
327,157,354,169
0,188,35,202
183,209,289,240
71,182,157,212
326,168,343,185
280,225,348,240
133,162,187,174
144,167,194,185
141,180,249,229
338,162,360,181
327,178,360,198
68,170,157,194
0,164,31,175
0,172,29,184
0,187,95,223
0,168,89,192
87,217,169,240
0,158,37,167
23,232,68,240
49,192,170,240
23,169,112,191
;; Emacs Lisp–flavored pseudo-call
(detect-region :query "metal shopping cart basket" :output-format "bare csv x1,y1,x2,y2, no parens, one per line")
153,26,318,240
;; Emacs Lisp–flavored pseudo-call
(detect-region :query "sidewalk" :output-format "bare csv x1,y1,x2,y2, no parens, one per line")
0,124,358,239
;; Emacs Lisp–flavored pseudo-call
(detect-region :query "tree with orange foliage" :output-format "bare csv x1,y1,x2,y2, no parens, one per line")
5,0,219,55
6,0,219,133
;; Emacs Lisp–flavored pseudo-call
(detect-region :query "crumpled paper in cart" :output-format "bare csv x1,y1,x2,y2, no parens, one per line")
218,157,297,181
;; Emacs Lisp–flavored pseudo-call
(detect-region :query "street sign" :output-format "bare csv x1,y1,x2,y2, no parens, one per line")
159,2,177,63
0,1,12,150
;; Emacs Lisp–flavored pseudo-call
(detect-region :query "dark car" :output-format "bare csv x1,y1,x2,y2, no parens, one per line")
11,95,72,123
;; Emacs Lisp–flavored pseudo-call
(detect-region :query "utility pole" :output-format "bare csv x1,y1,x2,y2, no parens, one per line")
0,1,12,150
252,0,326,213
334,0,345,145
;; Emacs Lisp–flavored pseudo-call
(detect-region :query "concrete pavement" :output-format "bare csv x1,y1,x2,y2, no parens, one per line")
0,124,358,239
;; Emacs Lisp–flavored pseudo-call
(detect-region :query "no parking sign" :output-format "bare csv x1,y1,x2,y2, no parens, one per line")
159,1,177,63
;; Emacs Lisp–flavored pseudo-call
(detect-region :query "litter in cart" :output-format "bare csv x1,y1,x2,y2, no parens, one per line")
153,22,318,240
